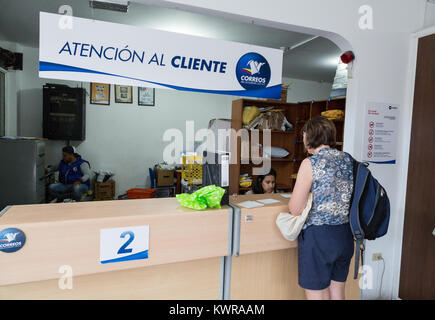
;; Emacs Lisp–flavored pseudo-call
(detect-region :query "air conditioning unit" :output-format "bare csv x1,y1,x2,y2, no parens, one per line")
89,0,130,12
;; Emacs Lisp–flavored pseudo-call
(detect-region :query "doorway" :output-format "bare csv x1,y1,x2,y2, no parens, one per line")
0,69,5,136
398,33,435,300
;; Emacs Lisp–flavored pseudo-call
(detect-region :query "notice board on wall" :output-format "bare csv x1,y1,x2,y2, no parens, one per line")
361,102,399,164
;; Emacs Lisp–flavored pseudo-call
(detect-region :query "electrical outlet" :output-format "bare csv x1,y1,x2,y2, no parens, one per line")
372,253,383,261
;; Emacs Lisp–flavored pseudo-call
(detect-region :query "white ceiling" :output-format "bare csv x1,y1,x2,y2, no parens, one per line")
0,0,341,82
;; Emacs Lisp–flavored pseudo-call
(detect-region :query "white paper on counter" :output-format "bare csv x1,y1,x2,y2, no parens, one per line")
237,201,264,209
257,198,281,204
280,194,291,198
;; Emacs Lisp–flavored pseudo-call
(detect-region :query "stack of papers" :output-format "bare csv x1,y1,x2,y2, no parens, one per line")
237,201,264,209
257,198,281,204
237,198,282,208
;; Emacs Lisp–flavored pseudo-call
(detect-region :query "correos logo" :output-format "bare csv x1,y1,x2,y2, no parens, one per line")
236,52,271,90
0,228,26,253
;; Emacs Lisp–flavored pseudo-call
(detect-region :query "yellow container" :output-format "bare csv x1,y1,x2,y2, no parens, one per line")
181,155,203,185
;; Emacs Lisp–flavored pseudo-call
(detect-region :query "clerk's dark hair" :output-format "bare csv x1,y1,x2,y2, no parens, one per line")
302,116,336,149
62,146,74,155
62,146,80,158
252,168,277,194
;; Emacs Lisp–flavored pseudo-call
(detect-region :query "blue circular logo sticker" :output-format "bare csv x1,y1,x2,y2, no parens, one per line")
0,228,26,253
236,52,271,90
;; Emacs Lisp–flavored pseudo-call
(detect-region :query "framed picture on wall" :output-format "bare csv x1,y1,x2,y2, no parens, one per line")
138,87,155,106
90,83,110,105
115,85,133,103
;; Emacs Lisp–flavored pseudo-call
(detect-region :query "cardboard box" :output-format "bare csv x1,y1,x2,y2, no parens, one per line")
94,180,115,200
154,166,175,187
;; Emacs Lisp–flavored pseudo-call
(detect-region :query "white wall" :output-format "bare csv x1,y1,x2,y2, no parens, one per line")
424,1,435,28
147,0,429,300
11,44,332,196
283,76,332,103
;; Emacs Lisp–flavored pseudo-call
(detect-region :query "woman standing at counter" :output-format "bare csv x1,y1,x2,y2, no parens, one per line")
288,116,354,300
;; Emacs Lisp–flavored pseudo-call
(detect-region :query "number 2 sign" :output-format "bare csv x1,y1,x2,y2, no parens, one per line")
100,225,149,264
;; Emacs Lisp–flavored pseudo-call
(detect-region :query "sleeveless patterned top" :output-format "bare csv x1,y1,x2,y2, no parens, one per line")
303,148,354,229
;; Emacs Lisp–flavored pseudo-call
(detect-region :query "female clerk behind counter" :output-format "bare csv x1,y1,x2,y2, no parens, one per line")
245,169,277,195
288,116,354,300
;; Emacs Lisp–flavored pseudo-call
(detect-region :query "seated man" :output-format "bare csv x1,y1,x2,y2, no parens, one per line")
48,146,91,202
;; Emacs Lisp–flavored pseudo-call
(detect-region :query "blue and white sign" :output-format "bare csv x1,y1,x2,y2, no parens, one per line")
236,52,271,90
100,225,149,264
362,102,399,164
0,228,26,253
39,12,283,99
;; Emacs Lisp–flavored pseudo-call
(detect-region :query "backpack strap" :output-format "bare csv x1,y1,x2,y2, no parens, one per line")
344,152,367,279
344,152,359,204
354,238,365,279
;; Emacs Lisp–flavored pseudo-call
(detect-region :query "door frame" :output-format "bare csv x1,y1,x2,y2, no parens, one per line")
0,67,6,136
391,25,435,300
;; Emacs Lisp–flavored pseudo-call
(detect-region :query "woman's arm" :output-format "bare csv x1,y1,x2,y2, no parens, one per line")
288,158,313,216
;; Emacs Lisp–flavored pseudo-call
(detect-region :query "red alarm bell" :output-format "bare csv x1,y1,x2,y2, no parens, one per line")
340,51,355,64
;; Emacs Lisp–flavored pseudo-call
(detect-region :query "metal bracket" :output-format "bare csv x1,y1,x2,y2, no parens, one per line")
219,206,236,300
229,203,241,257
0,205,11,218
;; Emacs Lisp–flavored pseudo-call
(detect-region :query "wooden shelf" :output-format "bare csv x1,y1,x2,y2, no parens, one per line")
239,184,292,192
239,187,252,191
295,119,307,124
237,98,295,107
250,157,296,163
248,130,296,134
269,130,295,134
329,96,346,100
229,98,346,195
277,184,292,190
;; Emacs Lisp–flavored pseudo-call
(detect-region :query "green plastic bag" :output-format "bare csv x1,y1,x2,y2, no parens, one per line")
176,185,226,211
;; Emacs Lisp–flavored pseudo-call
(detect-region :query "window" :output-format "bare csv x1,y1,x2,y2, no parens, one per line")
0,70,4,136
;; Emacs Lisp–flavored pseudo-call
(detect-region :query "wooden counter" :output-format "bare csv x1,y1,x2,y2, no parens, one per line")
0,198,231,299
229,193,361,300
0,194,361,300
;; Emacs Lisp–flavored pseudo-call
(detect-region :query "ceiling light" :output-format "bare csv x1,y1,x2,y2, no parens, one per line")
322,56,340,67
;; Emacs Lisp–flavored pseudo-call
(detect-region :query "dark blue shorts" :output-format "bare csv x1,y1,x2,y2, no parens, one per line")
298,223,355,290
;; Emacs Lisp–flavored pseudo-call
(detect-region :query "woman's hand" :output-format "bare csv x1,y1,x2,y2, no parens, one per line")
288,158,313,216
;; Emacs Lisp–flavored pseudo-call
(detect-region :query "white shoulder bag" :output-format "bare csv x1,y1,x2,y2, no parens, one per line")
275,193,313,241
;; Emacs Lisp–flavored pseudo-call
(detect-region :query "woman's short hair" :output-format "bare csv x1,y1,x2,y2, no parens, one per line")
302,116,336,149
252,168,277,194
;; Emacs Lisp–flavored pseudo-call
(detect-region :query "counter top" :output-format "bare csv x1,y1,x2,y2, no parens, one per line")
0,197,224,225
230,192,290,207
0,198,231,286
